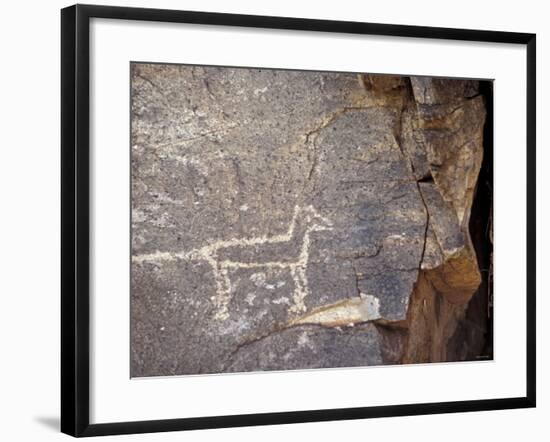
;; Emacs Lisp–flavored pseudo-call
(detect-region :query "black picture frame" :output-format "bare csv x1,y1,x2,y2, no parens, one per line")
61,4,536,437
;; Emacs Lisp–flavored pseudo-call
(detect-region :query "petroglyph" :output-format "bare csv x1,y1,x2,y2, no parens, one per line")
131,65,491,377
133,205,333,320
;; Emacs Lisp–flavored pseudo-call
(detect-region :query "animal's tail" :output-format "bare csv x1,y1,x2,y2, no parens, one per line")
132,248,202,265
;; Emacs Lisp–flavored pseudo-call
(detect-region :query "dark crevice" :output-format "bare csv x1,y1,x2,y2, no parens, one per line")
447,80,493,361
417,172,434,183
415,187,430,272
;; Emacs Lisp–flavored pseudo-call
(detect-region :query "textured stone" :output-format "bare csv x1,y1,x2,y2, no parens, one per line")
410,77,479,105
225,323,385,372
131,64,490,376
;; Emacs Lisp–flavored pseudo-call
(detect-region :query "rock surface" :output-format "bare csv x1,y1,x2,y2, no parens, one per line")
131,64,490,376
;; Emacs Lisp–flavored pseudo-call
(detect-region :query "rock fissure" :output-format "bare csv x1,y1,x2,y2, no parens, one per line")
415,186,431,272
393,90,431,278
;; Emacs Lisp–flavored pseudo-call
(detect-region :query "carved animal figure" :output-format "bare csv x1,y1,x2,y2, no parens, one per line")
133,205,333,320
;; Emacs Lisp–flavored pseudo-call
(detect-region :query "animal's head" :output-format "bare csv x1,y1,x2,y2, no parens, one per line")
300,205,333,232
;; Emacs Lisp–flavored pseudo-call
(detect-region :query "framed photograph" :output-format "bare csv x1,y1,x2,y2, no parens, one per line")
61,4,536,437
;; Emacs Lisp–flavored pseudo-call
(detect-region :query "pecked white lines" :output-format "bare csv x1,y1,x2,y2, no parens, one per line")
133,205,333,320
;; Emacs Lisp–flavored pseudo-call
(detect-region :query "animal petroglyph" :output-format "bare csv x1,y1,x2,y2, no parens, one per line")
133,205,333,320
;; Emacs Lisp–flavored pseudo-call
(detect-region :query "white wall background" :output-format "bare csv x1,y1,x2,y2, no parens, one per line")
0,0,546,440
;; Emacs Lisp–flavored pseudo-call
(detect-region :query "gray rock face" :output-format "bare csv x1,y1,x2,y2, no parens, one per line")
225,323,384,372
130,64,490,377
